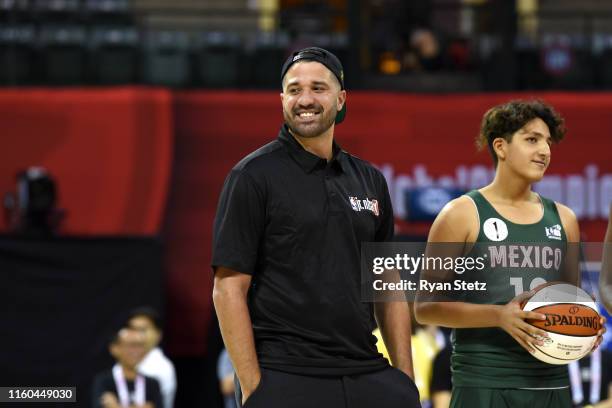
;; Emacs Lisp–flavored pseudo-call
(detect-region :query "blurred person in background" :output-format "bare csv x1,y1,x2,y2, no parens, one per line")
3,167,64,237
217,348,237,408
409,323,445,406
126,307,176,408
212,46,420,407
430,339,452,408
374,319,445,408
403,28,450,72
92,328,163,408
568,317,612,408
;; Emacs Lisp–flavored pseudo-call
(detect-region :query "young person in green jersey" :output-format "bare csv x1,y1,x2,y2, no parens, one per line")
415,100,605,408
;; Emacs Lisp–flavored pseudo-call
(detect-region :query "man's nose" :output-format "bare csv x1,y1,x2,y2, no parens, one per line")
296,88,315,106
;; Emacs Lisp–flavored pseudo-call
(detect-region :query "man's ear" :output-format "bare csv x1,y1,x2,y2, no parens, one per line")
110,343,120,360
337,90,346,111
153,328,162,345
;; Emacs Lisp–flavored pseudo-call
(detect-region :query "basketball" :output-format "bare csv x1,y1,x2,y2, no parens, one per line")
522,283,601,365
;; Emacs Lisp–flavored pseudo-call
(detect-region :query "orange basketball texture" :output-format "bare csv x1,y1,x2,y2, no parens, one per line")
527,303,601,336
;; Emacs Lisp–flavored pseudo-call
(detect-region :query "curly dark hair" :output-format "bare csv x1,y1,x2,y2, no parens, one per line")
477,100,566,166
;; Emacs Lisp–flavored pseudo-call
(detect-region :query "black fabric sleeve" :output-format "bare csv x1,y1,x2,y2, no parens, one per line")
375,173,394,242
212,169,266,275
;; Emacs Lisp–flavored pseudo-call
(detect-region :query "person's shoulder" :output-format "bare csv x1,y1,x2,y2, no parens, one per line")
552,200,577,220
548,198,580,241
154,348,176,374
222,140,284,193
536,193,574,219
342,151,386,181
343,151,375,170
140,348,175,375
233,140,284,174
428,195,479,242
439,195,478,220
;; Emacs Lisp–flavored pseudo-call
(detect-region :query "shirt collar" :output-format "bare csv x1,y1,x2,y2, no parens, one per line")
277,124,345,173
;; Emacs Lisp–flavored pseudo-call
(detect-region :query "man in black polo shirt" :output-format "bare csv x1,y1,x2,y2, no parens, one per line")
212,47,420,408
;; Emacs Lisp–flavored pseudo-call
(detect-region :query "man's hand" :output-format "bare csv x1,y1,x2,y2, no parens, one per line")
100,392,120,408
240,371,262,404
497,291,549,354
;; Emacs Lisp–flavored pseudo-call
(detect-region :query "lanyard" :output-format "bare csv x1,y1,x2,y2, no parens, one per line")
112,364,145,407
569,348,601,405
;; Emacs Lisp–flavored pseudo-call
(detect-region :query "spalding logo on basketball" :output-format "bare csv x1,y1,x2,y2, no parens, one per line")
523,283,600,365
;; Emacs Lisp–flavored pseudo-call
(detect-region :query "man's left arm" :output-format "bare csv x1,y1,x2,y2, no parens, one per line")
374,301,414,379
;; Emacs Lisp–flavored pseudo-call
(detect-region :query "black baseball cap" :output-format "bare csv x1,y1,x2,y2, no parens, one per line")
280,47,346,124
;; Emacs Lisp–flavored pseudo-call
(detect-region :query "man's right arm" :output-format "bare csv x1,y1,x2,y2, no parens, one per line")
213,267,260,402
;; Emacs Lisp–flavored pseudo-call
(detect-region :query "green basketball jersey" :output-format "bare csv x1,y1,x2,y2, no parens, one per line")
451,190,570,388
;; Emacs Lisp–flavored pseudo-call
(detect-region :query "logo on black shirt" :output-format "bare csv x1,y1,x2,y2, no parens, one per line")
349,196,379,216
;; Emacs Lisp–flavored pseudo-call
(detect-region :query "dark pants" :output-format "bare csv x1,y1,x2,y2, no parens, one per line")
235,366,421,408
450,386,572,408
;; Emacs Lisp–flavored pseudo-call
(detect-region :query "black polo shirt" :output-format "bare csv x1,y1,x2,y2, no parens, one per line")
212,124,393,376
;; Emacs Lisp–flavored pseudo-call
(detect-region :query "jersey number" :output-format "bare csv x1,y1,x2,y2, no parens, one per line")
509,277,547,297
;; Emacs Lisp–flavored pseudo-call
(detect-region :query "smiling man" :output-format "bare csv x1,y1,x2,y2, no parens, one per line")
212,47,420,408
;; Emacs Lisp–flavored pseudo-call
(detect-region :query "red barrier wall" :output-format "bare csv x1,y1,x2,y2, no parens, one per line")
0,88,173,235
167,91,612,355
2,89,611,356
